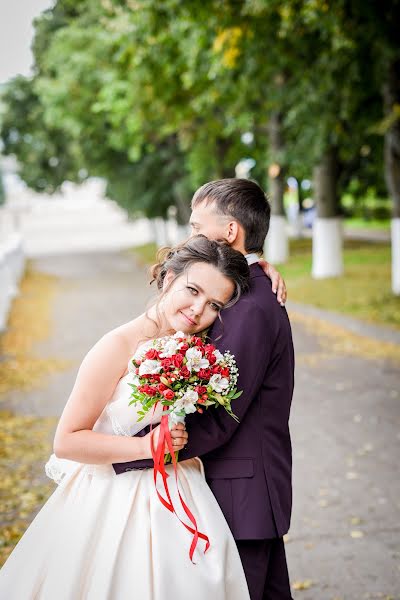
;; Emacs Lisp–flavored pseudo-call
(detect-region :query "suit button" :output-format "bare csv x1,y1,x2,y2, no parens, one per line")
124,467,134,472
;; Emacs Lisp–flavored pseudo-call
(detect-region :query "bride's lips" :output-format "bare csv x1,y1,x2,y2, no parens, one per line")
180,311,196,326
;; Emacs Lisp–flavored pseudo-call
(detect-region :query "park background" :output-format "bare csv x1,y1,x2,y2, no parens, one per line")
0,1,399,598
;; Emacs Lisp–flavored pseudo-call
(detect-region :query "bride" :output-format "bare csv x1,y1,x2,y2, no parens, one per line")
0,235,251,600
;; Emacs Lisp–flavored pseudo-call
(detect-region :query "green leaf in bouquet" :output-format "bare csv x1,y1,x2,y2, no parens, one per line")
212,393,226,405
231,391,243,400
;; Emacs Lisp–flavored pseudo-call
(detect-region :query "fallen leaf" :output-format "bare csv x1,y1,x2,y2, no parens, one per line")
350,530,364,539
292,579,314,591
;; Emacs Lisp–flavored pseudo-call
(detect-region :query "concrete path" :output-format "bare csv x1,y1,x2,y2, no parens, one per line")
1,251,399,599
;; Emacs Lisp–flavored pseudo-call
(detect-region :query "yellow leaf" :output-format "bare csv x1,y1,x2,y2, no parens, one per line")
350,530,364,539
292,579,314,590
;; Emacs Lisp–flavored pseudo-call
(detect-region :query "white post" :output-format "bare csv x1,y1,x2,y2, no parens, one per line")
264,215,289,264
312,217,343,278
0,234,25,332
392,218,400,295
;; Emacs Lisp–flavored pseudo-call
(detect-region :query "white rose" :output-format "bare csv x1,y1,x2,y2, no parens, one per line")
138,359,162,376
185,347,210,372
159,339,181,357
213,350,224,364
173,331,187,339
209,374,229,393
174,389,199,414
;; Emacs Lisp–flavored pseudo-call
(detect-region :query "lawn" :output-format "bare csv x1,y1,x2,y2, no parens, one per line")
279,239,399,330
130,239,399,331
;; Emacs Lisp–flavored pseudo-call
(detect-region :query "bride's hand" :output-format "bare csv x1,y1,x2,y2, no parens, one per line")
149,422,188,454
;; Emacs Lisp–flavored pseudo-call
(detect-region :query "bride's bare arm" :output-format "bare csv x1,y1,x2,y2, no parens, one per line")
53,332,187,464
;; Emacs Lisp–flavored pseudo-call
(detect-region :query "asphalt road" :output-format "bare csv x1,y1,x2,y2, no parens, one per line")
2,250,399,600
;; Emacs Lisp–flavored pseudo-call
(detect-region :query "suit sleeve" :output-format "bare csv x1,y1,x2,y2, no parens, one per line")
177,298,273,460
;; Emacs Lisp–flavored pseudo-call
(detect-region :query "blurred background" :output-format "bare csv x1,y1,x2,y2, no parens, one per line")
0,1,399,598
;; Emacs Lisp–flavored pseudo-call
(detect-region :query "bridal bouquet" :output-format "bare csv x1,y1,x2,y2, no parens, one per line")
128,331,243,561
129,330,242,433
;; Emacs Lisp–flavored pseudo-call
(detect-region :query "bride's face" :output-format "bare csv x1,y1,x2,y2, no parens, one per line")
161,262,235,334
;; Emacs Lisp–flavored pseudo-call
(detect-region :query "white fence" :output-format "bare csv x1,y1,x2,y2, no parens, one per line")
0,233,25,331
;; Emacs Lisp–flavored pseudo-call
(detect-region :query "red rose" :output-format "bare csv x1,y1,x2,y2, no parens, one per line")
145,348,159,360
161,357,173,369
163,389,175,400
179,343,189,354
158,383,168,392
180,366,190,379
204,344,215,354
173,354,184,368
198,368,210,380
208,354,216,364
197,407,204,413
192,336,203,347
143,385,157,397
195,385,207,395
212,365,221,374
221,368,230,378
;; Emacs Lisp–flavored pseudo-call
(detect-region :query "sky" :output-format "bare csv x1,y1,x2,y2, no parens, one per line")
0,0,54,84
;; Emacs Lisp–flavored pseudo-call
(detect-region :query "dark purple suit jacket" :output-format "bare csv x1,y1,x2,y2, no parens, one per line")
113,263,295,540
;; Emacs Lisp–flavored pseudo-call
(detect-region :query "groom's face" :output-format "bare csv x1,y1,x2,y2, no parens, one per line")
189,201,230,244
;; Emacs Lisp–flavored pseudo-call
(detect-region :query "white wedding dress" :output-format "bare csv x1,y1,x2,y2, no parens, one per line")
0,345,250,600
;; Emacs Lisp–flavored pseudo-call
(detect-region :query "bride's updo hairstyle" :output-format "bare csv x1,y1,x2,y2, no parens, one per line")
151,235,250,309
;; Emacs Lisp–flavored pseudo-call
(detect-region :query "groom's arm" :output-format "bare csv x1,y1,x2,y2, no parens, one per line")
177,298,273,459
113,298,273,473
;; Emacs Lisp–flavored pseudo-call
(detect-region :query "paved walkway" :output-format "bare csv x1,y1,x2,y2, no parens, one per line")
1,251,399,599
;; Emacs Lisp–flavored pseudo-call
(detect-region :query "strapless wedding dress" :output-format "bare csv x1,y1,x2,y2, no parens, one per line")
0,347,250,600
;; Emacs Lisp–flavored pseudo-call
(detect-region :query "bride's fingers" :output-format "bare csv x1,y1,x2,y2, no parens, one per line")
169,428,188,450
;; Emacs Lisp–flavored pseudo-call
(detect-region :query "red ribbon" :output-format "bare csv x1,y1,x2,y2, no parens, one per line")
150,404,210,562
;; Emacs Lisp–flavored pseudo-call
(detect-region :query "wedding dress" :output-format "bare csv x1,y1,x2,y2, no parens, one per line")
0,343,250,600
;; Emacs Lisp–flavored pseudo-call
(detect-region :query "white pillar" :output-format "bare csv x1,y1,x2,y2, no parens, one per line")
152,218,169,248
392,218,400,295
0,234,25,332
264,215,289,264
312,217,343,278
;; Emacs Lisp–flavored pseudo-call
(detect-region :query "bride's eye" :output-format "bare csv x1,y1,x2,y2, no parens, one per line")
187,286,198,295
209,302,220,312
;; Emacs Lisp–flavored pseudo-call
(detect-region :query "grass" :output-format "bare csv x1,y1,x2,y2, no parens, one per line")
0,411,56,566
0,265,70,396
127,243,158,267
130,239,399,331
344,217,390,230
279,239,399,330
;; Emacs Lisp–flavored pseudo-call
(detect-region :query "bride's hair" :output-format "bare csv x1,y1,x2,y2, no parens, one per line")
151,234,250,308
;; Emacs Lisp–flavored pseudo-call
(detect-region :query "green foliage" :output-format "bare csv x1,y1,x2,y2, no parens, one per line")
0,0,398,218
0,168,5,206
280,239,400,329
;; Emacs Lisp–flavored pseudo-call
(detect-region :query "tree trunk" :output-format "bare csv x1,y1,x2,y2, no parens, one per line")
312,146,343,278
264,111,289,263
383,57,400,294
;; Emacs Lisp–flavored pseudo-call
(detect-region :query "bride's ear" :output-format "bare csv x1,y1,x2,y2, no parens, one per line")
162,269,176,292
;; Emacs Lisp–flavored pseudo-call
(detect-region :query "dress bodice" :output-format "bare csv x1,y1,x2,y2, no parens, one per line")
45,341,162,484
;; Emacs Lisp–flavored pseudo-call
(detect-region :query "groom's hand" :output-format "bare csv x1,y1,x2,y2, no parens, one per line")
258,260,287,305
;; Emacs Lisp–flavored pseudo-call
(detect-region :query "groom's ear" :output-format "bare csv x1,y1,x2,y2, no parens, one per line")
225,220,240,245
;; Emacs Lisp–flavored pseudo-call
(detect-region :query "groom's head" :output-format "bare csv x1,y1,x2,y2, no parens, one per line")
190,178,270,255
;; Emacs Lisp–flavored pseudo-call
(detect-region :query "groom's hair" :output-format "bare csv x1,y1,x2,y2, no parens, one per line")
191,178,271,254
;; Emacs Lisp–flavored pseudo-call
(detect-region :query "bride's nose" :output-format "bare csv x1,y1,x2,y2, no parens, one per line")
190,296,206,317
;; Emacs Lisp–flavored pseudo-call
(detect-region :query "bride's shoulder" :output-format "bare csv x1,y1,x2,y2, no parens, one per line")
102,315,149,357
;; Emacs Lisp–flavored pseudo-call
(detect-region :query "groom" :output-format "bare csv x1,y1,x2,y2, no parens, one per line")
114,178,295,600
